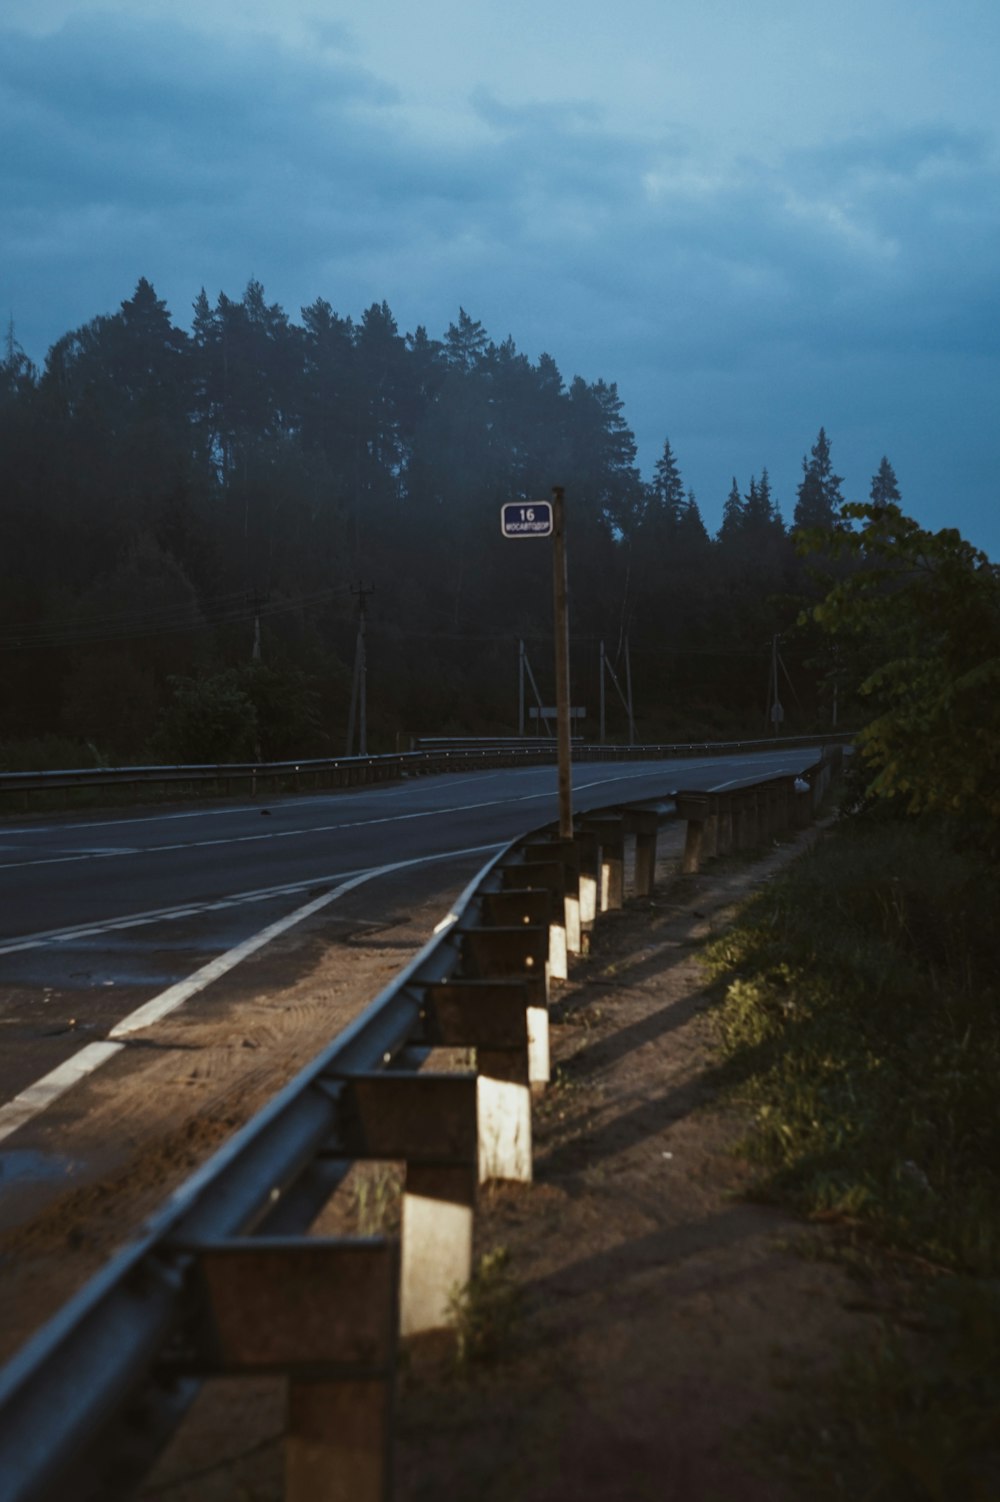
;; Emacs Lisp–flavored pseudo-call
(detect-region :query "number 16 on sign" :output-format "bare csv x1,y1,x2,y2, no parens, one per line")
500,502,554,538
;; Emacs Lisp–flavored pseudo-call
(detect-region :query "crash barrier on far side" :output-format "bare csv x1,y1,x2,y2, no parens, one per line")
0,733,850,812
0,748,842,1502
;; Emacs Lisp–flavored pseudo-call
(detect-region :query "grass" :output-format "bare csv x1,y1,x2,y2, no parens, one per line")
704,813,1000,1496
448,1247,523,1370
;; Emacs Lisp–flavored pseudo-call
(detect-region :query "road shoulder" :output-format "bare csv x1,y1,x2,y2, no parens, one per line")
396,828,879,1502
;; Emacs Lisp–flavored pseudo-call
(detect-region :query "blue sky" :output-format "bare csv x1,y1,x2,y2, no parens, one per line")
3,0,999,553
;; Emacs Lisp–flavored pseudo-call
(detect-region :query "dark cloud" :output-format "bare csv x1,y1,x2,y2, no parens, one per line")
1,11,997,552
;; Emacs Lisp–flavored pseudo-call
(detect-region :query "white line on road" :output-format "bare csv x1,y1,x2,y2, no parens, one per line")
0,840,501,1145
0,791,542,872
0,1042,127,1147
0,758,813,874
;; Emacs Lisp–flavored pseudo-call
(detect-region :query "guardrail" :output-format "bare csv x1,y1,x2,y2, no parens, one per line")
0,734,850,811
0,748,842,1501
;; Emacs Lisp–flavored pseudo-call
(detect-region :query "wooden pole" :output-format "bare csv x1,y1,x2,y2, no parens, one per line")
551,487,573,839
599,640,606,745
518,638,525,736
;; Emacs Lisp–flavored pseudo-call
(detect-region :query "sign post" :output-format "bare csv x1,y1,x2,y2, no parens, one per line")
500,491,573,838
551,486,573,838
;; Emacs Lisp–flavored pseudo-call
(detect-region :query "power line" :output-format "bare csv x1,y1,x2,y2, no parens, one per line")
0,584,354,652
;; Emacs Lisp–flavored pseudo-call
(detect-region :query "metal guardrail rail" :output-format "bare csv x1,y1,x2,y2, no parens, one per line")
0,734,850,809
0,747,843,1500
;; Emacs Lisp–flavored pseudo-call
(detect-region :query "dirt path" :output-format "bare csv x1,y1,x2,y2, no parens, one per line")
129,824,877,1501
390,828,878,1502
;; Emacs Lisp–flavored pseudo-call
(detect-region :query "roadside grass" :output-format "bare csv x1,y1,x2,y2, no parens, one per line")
448,1247,523,1370
704,815,1000,1497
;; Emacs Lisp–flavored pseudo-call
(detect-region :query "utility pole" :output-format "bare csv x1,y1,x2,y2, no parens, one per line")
768,633,784,736
599,640,606,744
518,638,526,736
346,582,374,757
551,486,573,839
250,591,263,663
624,634,635,744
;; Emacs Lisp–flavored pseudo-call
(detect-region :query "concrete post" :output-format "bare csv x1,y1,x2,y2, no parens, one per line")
585,816,626,910
682,819,704,874
631,811,659,897
416,980,536,1180
287,1380,392,1502
190,1239,397,1502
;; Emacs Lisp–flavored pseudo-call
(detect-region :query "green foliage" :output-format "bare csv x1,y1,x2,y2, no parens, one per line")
449,1247,523,1368
705,818,1000,1273
153,671,258,764
803,502,1000,849
811,1278,1000,1500
240,660,322,760
706,815,1000,1496
0,734,106,772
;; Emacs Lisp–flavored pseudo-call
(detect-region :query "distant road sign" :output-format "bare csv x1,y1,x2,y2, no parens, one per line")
530,707,586,719
501,501,553,538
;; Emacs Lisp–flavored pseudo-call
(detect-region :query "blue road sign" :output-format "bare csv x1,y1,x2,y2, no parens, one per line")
501,501,553,538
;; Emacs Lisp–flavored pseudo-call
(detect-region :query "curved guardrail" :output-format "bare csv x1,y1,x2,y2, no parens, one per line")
0,747,842,1500
0,734,850,810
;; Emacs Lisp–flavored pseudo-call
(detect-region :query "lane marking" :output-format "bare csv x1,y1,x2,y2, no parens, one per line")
0,756,819,941
0,1043,127,1146
0,779,573,873
0,871,377,954
0,841,502,1144
0,754,817,868
0,769,527,839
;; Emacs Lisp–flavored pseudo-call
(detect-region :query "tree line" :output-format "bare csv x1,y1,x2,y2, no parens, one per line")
0,276,901,764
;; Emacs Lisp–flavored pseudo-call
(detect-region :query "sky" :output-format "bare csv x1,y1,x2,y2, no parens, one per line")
3,0,999,554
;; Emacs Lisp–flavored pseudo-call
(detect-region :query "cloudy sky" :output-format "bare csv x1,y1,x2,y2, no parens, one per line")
3,0,999,553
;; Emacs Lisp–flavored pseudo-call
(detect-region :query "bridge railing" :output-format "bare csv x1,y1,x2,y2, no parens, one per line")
0,748,843,1501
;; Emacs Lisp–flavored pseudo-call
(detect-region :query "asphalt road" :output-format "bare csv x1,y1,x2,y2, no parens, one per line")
0,748,818,1130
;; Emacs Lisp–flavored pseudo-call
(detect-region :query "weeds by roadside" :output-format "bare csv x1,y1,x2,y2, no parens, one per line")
705,814,1000,1496
449,1247,523,1370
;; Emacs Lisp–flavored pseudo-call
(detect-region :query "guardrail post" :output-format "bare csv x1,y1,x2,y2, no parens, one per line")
572,829,599,938
717,794,734,855
510,857,574,970
186,1238,398,1502
629,809,660,897
583,815,626,910
460,924,550,1001
336,1075,478,1337
702,798,719,861
483,886,565,984
675,794,708,874
417,980,535,1180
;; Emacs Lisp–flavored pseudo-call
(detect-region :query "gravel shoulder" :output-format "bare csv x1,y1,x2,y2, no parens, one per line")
386,825,880,1502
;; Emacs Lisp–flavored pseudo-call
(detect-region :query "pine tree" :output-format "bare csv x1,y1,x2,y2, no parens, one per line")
652,437,685,519
719,477,744,543
794,427,844,530
444,308,489,373
870,455,901,506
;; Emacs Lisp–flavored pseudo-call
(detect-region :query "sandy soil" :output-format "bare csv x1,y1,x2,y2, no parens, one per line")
3,827,875,1500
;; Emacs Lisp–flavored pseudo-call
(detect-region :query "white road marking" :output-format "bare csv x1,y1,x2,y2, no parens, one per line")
0,770,521,839
0,841,502,1144
0,1042,127,1146
0,779,571,873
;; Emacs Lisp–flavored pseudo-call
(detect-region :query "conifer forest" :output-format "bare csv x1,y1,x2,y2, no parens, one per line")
0,277,892,766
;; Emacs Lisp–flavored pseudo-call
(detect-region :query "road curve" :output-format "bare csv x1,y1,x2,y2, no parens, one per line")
0,748,818,1138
